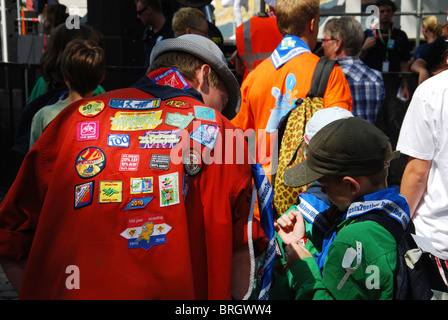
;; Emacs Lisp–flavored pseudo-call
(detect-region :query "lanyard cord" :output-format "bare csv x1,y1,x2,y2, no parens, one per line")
377,27,392,60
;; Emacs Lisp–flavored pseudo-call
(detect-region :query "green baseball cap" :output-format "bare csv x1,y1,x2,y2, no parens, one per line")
283,117,399,187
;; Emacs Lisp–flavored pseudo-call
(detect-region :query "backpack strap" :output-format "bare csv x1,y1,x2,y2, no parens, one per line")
308,57,337,98
354,211,415,243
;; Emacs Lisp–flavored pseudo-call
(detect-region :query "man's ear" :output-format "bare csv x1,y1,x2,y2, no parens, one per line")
342,176,361,195
197,64,211,93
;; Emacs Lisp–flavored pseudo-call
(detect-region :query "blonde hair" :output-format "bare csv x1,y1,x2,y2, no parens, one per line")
275,0,320,36
172,7,207,38
422,15,443,37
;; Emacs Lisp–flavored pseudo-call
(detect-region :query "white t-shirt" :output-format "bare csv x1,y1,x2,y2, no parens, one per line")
397,69,448,260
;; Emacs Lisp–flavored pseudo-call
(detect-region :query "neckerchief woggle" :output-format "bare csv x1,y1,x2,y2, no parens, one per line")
251,163,276,300
270,35,312,70
299,186,410,273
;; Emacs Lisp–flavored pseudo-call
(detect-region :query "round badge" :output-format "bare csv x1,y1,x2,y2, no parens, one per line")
78,100,105,117
75,147,106,178
183,148,203,176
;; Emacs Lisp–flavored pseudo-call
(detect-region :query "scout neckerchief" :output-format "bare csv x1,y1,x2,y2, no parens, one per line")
300,186,410,273
270,35,311,70
148,67,192,90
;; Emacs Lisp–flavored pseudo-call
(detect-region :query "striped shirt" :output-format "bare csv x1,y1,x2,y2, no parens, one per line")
336,56,385,124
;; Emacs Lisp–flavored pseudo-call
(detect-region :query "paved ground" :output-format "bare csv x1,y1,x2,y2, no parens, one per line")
0,266,18,300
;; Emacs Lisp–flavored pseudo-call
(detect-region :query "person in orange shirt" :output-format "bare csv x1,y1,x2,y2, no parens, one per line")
232,0,352,187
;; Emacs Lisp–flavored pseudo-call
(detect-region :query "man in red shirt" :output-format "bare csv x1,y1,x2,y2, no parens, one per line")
0,35,265,300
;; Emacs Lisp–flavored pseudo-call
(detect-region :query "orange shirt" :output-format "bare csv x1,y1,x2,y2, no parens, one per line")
232,49,352,218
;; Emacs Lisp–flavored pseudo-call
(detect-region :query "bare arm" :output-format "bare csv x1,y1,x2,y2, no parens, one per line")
410,58,430,85
400,157,431,217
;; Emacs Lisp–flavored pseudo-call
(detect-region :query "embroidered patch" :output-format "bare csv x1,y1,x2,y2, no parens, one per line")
109,98,161,110
119,154,140,172
165,99,191,109
75,147,106,179
165,112,195,129
149,154,171,170
77,121,100,141
99,181,123,203
107,134,130,148
78,100,105,117
120,212,172,251
124,196,153,211
159,172,180,207
150,68,190,89
190,124,220,149
194,106,216,122
110,111,163,131
130,177,153,194
74,181,94,209
183,148,202,176
139,129,181,149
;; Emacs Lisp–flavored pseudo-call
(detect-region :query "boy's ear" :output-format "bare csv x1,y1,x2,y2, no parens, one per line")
342,176,361,195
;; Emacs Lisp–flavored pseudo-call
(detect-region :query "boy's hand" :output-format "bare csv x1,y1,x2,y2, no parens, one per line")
284,241,313,267
274,208,305,245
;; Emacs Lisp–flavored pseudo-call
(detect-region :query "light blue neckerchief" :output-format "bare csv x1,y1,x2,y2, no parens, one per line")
270,35,312,70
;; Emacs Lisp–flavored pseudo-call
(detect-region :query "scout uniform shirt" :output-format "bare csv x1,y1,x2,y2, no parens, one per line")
0,68,265,300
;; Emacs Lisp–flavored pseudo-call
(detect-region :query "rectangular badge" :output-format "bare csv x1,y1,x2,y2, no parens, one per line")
194,106,216,122
99,181,123,203
131,177,153,194
149,154,171,170
139,129,181,149
77,121,100,141
109,98,161,110
107,134,130,148
110,111,163,131
75,181,94,209
119,154,140,172
159,172,180,207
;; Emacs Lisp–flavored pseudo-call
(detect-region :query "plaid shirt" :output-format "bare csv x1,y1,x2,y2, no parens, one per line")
336,56,385,124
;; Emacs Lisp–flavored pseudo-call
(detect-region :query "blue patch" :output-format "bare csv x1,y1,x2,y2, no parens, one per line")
109,98,161,110
190,124,220,150
124,196,154,210
107,134,130,148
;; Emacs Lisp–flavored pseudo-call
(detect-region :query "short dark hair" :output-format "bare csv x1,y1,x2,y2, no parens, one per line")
376,0,397,12
61,39,105,96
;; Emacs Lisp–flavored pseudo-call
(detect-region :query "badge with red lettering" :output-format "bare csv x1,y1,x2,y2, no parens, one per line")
120,212,172,250
78,100,105,117
74,181,94,209
165,99,191,109
75,147,106,178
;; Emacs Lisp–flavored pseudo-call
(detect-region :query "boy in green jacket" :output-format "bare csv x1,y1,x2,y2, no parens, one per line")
276,116,409,299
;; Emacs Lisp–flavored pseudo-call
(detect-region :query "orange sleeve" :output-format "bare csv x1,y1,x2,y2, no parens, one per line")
231,73,255,130
323,64,353,112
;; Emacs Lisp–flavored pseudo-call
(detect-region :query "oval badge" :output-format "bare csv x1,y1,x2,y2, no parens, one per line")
183,148,202,176
78,100,105,117
75,147,106,178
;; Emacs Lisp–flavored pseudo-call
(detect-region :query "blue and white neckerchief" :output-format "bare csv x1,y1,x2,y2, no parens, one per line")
251,163,275,300
297,186,410,273
344,186,410,230
270,35,312,70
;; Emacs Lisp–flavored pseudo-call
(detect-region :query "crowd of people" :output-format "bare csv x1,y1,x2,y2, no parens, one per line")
0,0,448,300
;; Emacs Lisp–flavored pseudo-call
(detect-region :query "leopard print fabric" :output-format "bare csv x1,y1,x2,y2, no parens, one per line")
273,97,324,217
